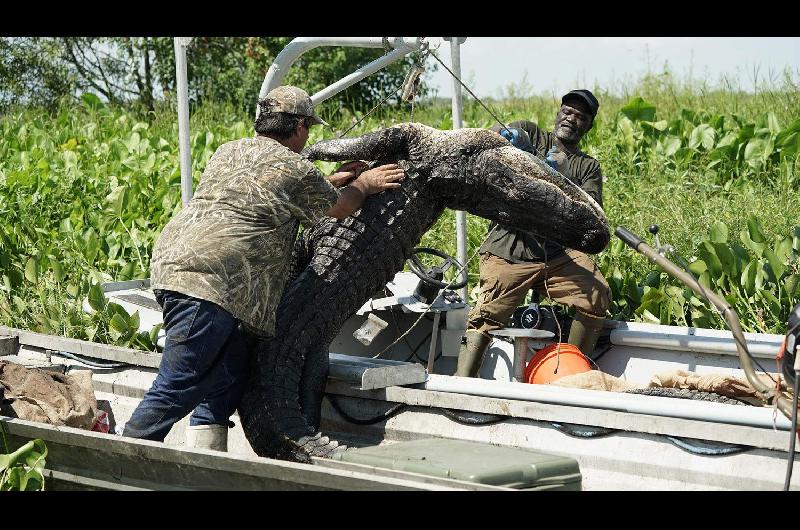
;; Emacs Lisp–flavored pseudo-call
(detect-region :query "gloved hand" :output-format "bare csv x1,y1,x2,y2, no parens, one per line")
495,126,535,153
545,146,568,172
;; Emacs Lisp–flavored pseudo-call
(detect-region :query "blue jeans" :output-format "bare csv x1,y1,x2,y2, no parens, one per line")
123,290,258,441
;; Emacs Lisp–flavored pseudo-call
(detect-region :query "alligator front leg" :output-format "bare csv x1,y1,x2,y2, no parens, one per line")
302,126,411,162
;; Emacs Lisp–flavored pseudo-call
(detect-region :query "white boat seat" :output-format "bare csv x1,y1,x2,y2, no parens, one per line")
489,328,555,382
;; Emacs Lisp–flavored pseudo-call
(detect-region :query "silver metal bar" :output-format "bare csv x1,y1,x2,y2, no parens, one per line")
447,38,469,302
174,37,193,207
0,325,162,368
489,328,555,383
311,47,413,105
427,312,442,374
512,337,529,382
326,379,792,452
328,353,427,390
610,328,784,358
256,37,424,117
100,279,152,292
424,374,793,430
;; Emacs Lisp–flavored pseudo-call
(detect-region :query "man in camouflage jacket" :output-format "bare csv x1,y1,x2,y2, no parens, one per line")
123,86,404,450
457,89,611,378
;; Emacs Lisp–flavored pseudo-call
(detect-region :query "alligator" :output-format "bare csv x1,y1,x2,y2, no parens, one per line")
237,122,610,463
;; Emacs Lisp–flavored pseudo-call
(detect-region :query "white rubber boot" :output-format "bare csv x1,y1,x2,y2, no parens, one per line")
185,424,228,452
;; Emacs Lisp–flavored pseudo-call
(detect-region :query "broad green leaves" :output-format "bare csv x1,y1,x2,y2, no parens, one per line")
709,222,728,244
105,185,129,216
689,124,716,150
620,97,657,122
1,93,798,350
0,438,48,491
615,96,796,186
775,119,800,159
602,216,800,333
24,257,38,284
80,93,105,110
744,137,774,168
87,283,106,312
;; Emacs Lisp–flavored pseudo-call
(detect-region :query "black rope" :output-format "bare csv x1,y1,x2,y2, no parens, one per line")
337,80,405,139
327,394,759,457
326,395,508,427
380,303,434,363
403,330,433,363
589,344,614,363
437,408,507,426
56,351,130,369
384,289,418,356
428,50,511,136
664,436,750,456
553,421,750,455
326,395,406,426
413,345,443,365
550,422,618,438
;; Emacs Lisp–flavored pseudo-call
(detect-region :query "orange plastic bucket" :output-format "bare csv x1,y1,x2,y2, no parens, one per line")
524,343,591,385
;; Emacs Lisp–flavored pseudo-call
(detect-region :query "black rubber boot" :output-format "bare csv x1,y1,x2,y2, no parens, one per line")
568,312,605,358
455,330,492,378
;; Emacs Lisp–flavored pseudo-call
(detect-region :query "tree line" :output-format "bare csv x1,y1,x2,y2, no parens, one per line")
0,37,434,115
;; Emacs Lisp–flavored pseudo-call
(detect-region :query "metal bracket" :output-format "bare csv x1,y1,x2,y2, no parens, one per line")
328,353,427,390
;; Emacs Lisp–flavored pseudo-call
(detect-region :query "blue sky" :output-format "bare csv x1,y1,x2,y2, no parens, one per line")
426,37,800,100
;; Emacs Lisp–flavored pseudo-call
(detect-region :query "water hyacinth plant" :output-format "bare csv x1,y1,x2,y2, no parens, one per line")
1,72,799,344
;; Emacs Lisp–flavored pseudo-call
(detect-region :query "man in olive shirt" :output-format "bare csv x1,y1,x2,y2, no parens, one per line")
457,89,610,378
123,86,405,449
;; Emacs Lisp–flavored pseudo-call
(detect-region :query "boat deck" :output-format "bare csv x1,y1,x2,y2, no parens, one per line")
1,320,797,491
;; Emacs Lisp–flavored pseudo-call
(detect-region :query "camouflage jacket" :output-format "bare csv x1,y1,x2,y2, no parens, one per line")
150,136,340,336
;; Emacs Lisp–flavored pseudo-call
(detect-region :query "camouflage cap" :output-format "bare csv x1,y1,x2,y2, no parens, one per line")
260,86,328,126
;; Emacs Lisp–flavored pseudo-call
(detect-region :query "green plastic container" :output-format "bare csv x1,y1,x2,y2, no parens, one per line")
333,438,582,490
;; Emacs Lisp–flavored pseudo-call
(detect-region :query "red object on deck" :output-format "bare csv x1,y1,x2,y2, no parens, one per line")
525,343,591,385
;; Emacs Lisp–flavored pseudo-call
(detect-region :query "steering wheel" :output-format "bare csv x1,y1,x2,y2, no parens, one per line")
406,247,468,290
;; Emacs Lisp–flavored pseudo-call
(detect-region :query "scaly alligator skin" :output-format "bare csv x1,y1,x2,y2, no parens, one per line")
238,123,610,462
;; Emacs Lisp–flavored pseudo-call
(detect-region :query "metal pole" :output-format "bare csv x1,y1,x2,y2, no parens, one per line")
174,37,193,207
512,337,529,383
423,374,794,430
447,38,469,302
427,312,442,375
257,37,425,119
311,47,415,106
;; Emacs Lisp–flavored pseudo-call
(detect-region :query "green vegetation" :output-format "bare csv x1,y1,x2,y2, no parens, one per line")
0,71,798,344
0,37,433,114
0,431,47,491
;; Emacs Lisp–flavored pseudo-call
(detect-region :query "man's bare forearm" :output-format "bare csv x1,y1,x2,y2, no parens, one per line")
327,172,358,188
324,164,404,220
325,182,367,220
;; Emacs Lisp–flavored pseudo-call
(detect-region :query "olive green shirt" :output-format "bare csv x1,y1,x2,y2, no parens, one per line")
479,120,604,263
150,136,340,337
